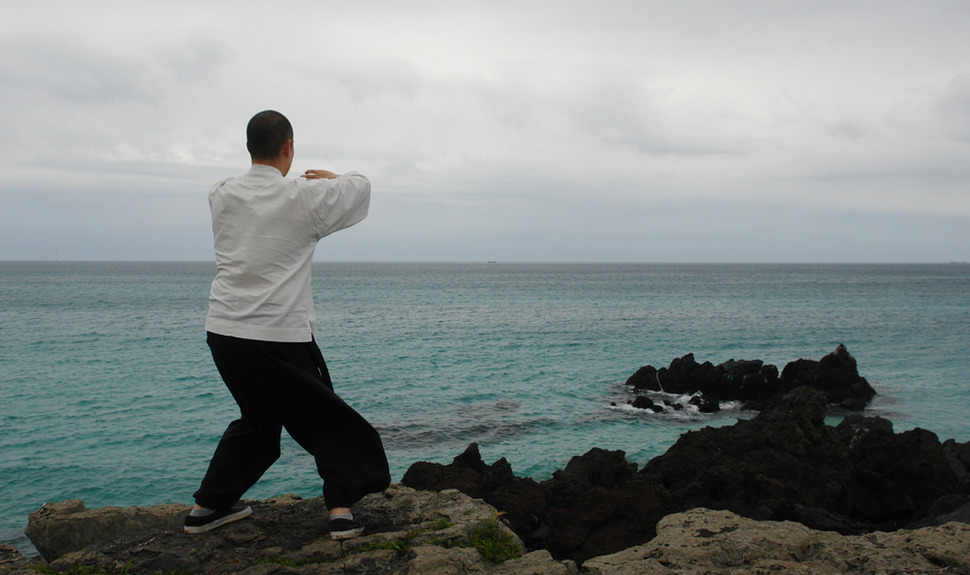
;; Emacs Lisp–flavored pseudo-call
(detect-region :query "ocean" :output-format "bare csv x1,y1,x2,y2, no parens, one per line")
1,261,968,554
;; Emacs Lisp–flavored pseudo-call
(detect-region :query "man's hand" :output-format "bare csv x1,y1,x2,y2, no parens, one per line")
301,169,339,180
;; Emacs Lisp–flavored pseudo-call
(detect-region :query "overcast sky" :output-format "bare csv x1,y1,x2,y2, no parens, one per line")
2,1,969,262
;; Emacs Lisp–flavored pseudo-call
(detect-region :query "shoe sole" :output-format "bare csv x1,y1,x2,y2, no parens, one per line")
184,506,252,534
330,526,365,540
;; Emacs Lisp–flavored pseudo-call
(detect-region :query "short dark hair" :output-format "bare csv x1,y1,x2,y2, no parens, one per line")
246,110,293,160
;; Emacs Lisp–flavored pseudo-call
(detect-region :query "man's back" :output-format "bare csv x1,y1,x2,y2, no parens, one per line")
205,164,370,343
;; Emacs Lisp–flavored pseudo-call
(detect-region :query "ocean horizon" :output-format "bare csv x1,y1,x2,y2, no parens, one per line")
2,261,968,555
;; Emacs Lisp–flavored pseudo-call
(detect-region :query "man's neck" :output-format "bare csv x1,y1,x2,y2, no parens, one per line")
252,158,288,176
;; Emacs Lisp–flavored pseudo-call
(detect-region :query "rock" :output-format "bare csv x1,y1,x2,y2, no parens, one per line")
641,387,970,533
24,498,188,562
625,345,875,411
400,546,579,575
688,393,719,413
944,437,970,482
0,542,33,574
491,550,578,575
402,443,497,499
538,450,669,563
625,353,778,404
23,486,576,575
582,507,970,575
624,364,659,390
780,344,876,409
630,396,664,412
19,491,970,575
407,416,970,565
631,396,654,410
838,422,965,528
404,444,671,564
661,353,727,397
19,499,970,575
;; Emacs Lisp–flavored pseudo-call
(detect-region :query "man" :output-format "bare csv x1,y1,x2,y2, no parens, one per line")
185,110,390,540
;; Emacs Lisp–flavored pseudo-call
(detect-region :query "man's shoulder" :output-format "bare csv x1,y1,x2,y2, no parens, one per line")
208,177,237,198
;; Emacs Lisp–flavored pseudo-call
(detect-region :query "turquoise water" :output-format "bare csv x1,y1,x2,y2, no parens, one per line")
2,262,969,554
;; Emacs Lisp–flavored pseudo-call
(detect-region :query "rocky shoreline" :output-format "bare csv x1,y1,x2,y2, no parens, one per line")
399,347,970,564
402,391,970,565
5,347,970,574
6,485,970,575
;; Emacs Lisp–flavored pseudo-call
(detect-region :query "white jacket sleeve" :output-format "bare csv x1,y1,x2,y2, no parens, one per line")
302,172,371,240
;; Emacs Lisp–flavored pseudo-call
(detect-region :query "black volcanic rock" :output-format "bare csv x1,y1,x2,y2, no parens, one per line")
402,350,965,565
626,345,875,410
688,394,720,413
780,344,876,409
403,443,671,564
630,396,655,410
640,387,970,533
404,410,970,566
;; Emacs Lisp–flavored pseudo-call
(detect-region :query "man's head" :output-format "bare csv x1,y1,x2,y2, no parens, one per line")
246,110,294,173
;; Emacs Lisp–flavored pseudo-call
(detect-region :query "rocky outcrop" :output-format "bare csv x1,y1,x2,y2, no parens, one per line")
582,507,970,575
12,419,970,574
11,501,970,575
641,387,970,533
403,443,671,564
0,544,30,574
23,499,186,562
403,389,970,566
17,485,576,575
625,344,876,410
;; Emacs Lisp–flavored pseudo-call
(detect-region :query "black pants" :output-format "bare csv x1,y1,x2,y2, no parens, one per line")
193,332,391,510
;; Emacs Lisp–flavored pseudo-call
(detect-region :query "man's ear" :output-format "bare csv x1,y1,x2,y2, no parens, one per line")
283,138,294,158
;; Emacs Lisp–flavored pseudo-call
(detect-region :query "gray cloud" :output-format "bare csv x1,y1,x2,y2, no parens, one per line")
1,0,968,261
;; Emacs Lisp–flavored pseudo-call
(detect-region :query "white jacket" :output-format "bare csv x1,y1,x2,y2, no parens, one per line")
204,164,370,342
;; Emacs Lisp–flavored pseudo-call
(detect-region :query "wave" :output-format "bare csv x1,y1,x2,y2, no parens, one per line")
607,383,753,423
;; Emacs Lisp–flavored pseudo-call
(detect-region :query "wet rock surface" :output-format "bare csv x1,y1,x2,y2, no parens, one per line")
626,344,876,410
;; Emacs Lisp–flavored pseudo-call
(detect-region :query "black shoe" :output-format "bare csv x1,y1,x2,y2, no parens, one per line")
184,505,252,534
329,517,364,540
